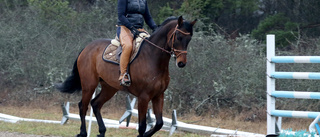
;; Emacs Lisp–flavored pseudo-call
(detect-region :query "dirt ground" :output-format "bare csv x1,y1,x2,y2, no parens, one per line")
0,131,61,137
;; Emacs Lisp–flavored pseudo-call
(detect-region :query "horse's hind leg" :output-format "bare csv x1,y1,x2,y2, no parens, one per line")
78,80,99,137
144,93,164,137
91,81,117,137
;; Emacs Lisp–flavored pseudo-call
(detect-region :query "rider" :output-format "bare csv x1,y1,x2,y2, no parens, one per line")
117,0,157,86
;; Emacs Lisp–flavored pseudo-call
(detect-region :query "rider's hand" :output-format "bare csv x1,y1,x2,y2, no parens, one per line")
152,25,159,33
130,26,141,38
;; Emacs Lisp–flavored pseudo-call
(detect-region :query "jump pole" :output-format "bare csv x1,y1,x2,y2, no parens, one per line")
60,102,140,128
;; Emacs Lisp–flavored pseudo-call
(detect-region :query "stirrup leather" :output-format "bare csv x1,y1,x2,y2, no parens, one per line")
120,73,131,86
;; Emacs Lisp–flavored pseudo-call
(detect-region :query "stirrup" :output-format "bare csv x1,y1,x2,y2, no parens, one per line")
120,73,131,86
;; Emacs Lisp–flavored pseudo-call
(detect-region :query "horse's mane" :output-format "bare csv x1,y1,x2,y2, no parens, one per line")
152,16,193,36
159,16,178,26
151,16,178,35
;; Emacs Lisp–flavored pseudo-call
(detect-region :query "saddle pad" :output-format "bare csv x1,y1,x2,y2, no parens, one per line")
102,38,146,65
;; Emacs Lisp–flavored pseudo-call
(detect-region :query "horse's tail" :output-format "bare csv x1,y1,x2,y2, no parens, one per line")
55,54,82,94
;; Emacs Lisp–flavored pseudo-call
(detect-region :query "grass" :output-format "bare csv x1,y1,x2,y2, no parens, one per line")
0,121,206,137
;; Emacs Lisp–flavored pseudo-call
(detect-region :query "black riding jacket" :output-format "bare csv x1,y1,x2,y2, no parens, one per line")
117,0,157,30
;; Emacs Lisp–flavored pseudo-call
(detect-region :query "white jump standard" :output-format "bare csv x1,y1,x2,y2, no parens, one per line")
266,34,320,136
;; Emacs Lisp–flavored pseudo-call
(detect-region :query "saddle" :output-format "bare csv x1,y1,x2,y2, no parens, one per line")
102,32,150,64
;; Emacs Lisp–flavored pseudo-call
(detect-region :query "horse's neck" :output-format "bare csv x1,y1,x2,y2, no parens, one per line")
140,25,174,70
147,23,176,53
141,38,170,67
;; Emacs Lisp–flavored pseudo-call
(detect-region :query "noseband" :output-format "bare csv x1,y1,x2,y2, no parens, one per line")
138,24,191,58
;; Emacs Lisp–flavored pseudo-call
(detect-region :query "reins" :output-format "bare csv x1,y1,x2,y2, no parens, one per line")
138,35,171,54
137,24,190,57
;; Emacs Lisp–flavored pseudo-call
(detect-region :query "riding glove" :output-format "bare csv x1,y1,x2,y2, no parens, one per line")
130,26,141,38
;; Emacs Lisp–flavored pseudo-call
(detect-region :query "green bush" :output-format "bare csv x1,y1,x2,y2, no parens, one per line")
0,0,28,11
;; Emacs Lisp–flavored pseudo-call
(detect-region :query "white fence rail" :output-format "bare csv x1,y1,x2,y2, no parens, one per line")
118,96,265,137
0,113,60,124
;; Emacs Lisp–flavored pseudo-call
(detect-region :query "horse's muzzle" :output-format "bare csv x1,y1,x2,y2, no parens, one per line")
177,62,186,68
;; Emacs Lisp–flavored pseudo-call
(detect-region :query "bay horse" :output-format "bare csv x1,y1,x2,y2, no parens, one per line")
56,16,196,137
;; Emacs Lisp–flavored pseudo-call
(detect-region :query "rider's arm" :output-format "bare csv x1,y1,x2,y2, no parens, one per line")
118,0,133,29
143,2,157,31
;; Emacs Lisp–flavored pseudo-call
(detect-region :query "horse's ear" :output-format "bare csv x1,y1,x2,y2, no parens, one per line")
178,16,183,27
191,19,197,26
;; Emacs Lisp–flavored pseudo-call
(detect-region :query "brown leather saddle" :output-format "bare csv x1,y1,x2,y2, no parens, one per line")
102,33,149,65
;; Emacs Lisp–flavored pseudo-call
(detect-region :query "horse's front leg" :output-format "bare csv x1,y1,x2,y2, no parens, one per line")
137,96,150,137
144,93,164,137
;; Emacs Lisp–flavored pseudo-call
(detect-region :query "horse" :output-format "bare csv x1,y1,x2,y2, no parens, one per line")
56,16,197,137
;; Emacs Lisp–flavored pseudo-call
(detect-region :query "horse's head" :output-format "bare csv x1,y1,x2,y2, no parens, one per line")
167,16,197,68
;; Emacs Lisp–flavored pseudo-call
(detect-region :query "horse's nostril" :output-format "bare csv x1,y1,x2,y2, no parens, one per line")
178,62,186,68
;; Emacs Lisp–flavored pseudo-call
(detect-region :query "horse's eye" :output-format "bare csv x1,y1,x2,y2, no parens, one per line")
177,36,182,41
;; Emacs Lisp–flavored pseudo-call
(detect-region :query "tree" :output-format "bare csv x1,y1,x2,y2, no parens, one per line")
252,13,298,48
260,0,320,36
175,0,260,34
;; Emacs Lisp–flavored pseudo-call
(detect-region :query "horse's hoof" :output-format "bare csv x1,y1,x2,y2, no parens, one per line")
97,135,105,137
76,134,86,137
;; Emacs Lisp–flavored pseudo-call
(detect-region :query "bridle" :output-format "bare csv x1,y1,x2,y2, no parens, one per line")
167,25,191,58
138,24,191,58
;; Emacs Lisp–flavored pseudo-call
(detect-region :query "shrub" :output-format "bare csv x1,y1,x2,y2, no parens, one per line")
0,0,117,91
166,30,266,115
